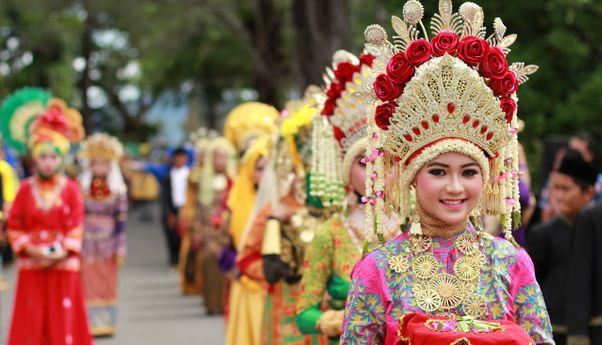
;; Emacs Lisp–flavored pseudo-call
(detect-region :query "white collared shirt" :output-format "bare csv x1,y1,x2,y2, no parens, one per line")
170,166,189,208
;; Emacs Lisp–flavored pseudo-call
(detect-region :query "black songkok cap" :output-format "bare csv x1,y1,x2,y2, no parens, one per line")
557,155,599,186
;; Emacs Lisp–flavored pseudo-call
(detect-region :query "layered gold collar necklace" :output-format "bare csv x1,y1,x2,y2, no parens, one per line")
388,205,490,318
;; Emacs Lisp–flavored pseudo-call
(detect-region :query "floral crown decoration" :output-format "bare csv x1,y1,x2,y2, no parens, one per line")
79,133,124,162
361,0,538,243
309,50,375,208
28,99,84,156
0,88,85,155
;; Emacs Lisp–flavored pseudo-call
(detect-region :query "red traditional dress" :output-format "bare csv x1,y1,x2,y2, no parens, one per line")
7,175,92,345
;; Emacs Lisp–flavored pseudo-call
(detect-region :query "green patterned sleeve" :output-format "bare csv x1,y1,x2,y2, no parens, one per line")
296,219,335,334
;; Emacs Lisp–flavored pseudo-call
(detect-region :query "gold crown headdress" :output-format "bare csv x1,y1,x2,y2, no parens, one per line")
79,133,124,161
191,127,218,153
223,102,279,154
362,0,538,242
198,136,237,207
309,50,376,207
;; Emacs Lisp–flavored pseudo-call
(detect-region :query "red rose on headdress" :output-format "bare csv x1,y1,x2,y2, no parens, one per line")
431,31,460,57
406,39,433,66
327,82,344,99
500,96,517,123
374,101,398,130
479,47,508,78
37,105,70,135
489,70,519,96
321,98,337,116
332,126,346,144
374,74,404,102
457,36,489,66
335,62,360,83
386,52,415,84
360,53,375,67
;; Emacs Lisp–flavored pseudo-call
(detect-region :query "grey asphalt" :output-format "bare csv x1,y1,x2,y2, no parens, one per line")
0,204,225,345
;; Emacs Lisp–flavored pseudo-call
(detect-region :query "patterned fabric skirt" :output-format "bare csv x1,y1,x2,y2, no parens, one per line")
9,269,93,345
178,234,202,295
262,282,328,345
201,250,226,313
81,255,119,336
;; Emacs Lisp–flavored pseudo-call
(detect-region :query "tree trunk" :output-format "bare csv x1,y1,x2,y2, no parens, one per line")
292,0,352,88
250,0,287,108
78,14,94,133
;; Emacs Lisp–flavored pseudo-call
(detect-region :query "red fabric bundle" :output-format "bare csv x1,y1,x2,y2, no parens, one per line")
395,313,535,345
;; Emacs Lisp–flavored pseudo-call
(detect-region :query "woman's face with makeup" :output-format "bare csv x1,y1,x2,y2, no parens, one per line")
350,153,367,196
414,152,484,226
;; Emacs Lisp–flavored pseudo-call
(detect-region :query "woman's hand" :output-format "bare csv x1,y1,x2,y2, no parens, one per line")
25,245,67,268
24,245,47,260
317,310,345,337
270,203,293,222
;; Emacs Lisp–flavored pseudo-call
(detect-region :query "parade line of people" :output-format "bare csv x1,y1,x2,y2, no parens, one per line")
2,1,602,345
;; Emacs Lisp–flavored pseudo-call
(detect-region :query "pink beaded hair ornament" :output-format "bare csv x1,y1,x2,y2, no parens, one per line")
360,0,538,244
309,50,375,208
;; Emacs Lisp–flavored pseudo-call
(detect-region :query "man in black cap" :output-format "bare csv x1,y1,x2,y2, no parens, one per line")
567,204,602,345
528,150,599,345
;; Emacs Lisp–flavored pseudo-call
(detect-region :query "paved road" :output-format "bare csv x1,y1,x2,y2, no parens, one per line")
0,204,225,345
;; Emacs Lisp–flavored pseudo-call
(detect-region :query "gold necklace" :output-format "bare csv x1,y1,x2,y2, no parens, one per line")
388,229,489,318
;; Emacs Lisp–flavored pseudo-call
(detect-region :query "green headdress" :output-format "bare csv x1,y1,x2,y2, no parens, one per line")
0,87,52,155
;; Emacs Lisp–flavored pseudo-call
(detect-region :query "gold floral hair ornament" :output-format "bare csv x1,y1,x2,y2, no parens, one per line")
79,133,124,162
280,88,319,172
309,50,376,207
362,0,538,242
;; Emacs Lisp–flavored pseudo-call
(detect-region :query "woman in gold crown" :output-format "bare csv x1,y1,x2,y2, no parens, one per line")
78,133,128,336
341,1,553,344
295,50,400,344
237,94,329,345
197,135,236,314
225,135,274,345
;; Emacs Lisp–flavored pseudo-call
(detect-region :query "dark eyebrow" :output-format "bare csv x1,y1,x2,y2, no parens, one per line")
426,162,448,168
426,162,480,168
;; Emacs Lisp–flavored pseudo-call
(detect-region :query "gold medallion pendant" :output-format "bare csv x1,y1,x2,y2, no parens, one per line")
389,254,410,273
410,235,432,254
412,254,439,279
431,273,464,309
463,294,488,318
454,256,480,281
416,288,442,312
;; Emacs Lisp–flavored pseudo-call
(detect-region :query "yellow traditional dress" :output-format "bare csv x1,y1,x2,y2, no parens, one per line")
225,136,272,345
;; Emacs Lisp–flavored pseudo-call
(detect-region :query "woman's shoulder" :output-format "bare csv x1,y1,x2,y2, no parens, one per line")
63,177,83,192
316,214,344,234
310,214,343,246
358,232,412,271
481,232,531,266
20,177,34,188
